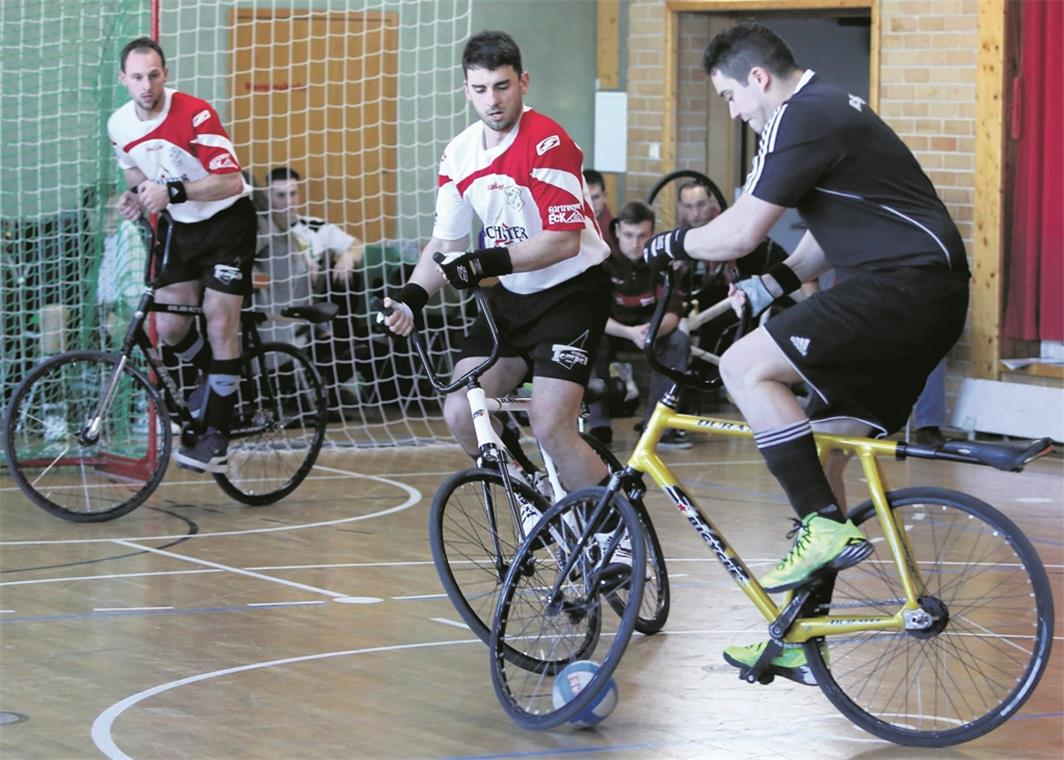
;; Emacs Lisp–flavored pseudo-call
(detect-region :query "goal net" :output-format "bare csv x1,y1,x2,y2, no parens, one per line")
1,0,475,452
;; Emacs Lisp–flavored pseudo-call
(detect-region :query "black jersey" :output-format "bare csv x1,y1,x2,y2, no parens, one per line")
745,71,967,277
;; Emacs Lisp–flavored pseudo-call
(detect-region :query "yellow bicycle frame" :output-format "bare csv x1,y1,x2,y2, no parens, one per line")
626,399,931,643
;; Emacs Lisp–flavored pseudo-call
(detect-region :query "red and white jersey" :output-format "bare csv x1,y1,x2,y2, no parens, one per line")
108,88,251,224
432,108,609,294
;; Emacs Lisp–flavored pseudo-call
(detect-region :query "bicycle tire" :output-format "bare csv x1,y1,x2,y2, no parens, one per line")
3,350,171,522
805,487,1054,746
489,486,646,730
645,169,730,213
214,342,326,505
581,432,671,635
429,467,549,644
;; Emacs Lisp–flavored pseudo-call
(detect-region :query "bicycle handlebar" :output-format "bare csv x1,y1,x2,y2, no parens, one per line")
370,288,501,395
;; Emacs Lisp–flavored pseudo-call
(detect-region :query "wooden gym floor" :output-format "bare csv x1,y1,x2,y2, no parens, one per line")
1,420,1061,759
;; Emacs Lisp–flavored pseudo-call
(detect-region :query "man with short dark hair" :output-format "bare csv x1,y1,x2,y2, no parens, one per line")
584,168,618,253
255,166,365,410
108,37,257,473
382,31,612,498
644,21,969,683
677,178,722,229
588,200,691,448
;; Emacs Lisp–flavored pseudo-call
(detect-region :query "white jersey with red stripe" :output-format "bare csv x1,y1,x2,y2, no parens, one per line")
432,107,609,294
108,88,251,224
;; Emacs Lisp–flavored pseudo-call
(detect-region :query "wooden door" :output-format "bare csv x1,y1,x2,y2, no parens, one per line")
231,9,398,242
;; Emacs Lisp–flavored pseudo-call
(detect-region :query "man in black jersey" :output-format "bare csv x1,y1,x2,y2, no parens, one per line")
644,21,969,684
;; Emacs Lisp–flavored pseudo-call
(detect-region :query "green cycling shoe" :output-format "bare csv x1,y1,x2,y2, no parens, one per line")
722,640,828,686
759,512,872,593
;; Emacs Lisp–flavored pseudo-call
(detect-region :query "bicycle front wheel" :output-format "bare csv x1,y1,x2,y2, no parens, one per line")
214,343,326,505
490,486,645,730
581,432,671,635
3,350,171,522
429,467,549,644
806,487,1054,746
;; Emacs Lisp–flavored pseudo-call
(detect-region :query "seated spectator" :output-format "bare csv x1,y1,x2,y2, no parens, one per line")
584,168,618,254
587,201,691,449
255,166,365,412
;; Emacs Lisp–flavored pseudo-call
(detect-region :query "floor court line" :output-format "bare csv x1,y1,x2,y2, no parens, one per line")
111,539,351,599
0,464,422,546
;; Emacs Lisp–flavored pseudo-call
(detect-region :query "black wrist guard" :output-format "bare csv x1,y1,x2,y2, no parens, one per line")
764,261,801,296
395,282,429,316
166,179,188,204
470,246,514,278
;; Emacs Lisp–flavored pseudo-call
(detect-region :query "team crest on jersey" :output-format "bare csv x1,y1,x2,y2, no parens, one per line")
209,154,238,171
547,203,583,225
213,264,243,285
535,134,561,156
504,186,524,210
192,109,211,128
551,330,591,369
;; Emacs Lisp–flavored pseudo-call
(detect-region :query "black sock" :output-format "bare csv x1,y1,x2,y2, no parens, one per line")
755,420,845,522
203,358,242,435
172,323,213,372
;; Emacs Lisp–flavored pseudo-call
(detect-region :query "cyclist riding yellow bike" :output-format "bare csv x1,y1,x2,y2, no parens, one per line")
643,21,970,683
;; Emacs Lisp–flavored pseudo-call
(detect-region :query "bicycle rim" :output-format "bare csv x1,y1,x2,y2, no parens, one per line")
3,351,170,522
214,343,326,505
490,486,646,730
429,468,549,644
806,487,1054,746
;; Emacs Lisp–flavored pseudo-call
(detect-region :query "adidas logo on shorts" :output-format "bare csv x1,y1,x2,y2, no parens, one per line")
790,335,811,356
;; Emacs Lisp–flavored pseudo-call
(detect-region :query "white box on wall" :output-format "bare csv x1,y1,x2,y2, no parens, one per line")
593,91,627,173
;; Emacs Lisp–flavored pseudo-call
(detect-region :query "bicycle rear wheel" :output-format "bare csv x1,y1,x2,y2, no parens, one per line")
3,350,171,522
214,343,326,505
490,486,645,730
581,432,670,635
429,467,549,644
806,487,1054,746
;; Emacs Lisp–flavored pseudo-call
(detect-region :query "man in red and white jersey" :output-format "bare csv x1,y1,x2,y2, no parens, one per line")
108,37,257,473
383,30,613,504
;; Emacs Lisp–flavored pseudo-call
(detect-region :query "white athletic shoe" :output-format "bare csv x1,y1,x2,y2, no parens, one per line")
594,527,633,569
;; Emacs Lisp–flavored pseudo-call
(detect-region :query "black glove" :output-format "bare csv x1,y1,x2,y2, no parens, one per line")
642,227,690,269
433,247,513,290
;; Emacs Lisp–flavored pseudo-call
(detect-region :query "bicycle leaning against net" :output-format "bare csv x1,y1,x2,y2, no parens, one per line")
488,269,1055,745
373,290,671,646
3,215,331,522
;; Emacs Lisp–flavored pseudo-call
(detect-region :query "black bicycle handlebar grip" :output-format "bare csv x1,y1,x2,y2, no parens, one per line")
370,296,398,337
736,299,752,339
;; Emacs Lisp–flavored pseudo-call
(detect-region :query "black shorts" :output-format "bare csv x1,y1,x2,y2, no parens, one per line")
458,265,610,386
765,268,969,435
156,197,257,296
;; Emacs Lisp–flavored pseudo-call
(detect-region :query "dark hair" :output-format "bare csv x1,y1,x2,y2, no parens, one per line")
615,200,655,228
583,169,605,190
702,21,798,84
677,178,712,201
267,167,300,183
120,37,166,72
462,30,523,76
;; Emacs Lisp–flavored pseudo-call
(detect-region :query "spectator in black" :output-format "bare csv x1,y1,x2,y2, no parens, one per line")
587,201,691,448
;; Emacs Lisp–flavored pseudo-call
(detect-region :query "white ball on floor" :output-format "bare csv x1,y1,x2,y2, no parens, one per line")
551,660,618,728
